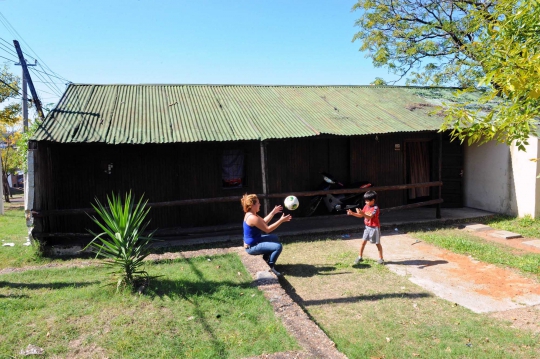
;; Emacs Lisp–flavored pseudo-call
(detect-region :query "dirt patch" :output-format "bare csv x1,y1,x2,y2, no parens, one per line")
388,234,540,301
430,250,540,300
490,304,540,333
147,248,232,261
64,339,108,359
0,261,102,275
456,228,540,332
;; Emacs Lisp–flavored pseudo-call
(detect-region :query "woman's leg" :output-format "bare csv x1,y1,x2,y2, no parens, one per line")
246,234,282,267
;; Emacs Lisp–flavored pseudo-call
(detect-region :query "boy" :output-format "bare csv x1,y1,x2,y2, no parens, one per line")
346,190,384,264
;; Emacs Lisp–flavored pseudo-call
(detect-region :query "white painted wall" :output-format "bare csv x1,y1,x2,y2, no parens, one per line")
464,136,540,217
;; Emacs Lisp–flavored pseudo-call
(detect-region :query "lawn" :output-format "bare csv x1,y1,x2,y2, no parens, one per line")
0,199,50,269
485,215,540,239
0,199,299,358
4,198,540,358
278,237,540,359
0,253,299,358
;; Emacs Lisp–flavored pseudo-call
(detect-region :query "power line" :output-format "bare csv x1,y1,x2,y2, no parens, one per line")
33,80,68,86
35,62,67,94
0,54,17,63
0,39,17,57
0,77,21,96
29,67,70,83
0,12,69,93
32,88,60,97
28,65,64,96
0,37,15,49
0,15,17,42
27,65,63,97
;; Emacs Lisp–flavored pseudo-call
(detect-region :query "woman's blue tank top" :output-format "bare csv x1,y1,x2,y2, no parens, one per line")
243,214,262,245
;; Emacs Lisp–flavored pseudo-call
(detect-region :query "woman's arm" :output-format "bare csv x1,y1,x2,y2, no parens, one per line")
248,212,291,233
263,205,283,224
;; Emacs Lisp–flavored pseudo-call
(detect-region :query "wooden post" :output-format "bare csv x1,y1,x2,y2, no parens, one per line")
436,133,442,219
260,141,270,214
25,149,35,239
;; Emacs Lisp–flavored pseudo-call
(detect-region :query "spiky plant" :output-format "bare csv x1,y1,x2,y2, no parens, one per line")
85,192,155,291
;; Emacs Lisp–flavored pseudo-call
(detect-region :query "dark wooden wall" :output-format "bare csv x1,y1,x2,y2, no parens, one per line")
441,135,464,207
33,141,263,236
32,131,462,241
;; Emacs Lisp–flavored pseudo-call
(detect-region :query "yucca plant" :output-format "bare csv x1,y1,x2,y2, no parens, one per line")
85,192,156,291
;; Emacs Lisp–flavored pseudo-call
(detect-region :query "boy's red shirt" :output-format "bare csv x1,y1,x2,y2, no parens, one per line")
362,204,380,227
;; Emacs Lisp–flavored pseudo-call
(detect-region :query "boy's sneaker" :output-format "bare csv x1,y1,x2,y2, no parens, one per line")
354,256,363,265
377,259,385,265
270,267,282,276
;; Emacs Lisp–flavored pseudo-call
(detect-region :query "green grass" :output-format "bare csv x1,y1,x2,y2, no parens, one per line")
485,215,540,239
0,206,50,269
278,238,540,359
0,253,299,358
412,229,540,277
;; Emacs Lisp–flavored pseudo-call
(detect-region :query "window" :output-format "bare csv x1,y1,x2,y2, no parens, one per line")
222,149,245,188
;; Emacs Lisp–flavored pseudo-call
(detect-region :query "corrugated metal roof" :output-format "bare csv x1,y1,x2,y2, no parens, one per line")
32,84,463,144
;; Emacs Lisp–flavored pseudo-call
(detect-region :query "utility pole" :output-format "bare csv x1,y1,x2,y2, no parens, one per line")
15,57,37,132
13,40,44,120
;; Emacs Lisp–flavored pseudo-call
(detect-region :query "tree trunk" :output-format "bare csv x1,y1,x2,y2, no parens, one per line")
2,172,10,203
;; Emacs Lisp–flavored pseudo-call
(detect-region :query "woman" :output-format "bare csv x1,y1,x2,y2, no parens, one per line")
241,194,291,276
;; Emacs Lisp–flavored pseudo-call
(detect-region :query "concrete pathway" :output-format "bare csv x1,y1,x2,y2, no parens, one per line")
345,231,540,313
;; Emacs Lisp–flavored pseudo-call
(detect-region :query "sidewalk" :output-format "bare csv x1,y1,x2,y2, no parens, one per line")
345,231,540,314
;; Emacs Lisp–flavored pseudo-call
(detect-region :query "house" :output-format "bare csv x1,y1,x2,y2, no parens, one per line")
28,84,472,246
464,134,540,218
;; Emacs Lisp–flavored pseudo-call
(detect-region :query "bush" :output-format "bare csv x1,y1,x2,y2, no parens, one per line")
85,192,155,291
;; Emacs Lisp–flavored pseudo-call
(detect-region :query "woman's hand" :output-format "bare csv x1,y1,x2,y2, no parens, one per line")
263,205,285,225
279,213,292,223
271,205,283,216
347,209,353,216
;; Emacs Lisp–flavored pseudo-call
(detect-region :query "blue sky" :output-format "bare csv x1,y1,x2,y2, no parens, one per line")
0,0,398,109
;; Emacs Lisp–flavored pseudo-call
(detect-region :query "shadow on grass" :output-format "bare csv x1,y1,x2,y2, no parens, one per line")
280,274,432,310
299,292,432,306
386,259,448,268
276,263,353,277
0,294,29,299
0,280,100,290
148,278,252,300
351,263,372,269
146,259,252,358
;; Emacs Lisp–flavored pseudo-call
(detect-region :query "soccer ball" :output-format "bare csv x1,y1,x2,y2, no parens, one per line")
284,196,299,211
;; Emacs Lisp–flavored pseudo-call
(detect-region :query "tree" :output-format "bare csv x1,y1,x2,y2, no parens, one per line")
352,0,540,148
371,77,388,86
1,130,21,201
0,64,21,130
0,64,21,202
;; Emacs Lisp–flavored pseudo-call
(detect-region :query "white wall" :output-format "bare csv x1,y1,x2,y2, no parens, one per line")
464,136,540,217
